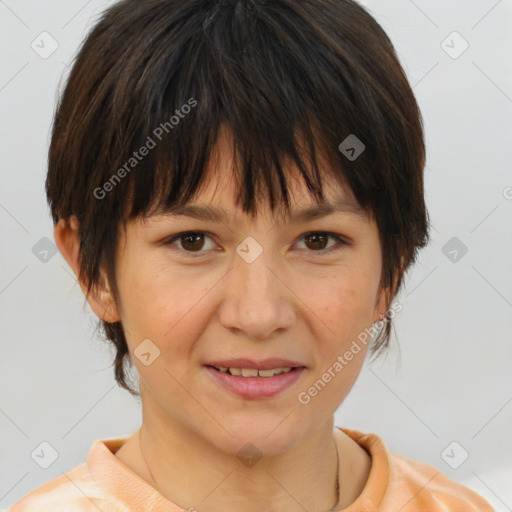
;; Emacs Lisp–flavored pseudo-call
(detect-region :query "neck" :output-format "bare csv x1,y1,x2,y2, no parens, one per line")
136,404,341,512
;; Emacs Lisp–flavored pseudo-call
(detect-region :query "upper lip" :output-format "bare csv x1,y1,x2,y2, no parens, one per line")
205,358,306,370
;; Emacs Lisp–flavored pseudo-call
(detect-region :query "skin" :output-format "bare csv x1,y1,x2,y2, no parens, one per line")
55,128,396,512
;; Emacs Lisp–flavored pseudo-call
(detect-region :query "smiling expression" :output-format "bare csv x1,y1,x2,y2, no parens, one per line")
106,128,389,455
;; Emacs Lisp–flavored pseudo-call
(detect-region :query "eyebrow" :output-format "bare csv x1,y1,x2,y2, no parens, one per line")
156,197,367,224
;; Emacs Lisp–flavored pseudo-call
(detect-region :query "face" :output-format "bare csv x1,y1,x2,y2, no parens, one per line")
104,130,389,456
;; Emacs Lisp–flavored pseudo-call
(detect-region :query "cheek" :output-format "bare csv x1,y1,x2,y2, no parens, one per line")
310,269,378,336
118,263,216,361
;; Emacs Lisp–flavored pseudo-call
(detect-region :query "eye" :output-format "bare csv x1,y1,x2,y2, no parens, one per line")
295,232,350,254
164,231,350,258
164,231,217,257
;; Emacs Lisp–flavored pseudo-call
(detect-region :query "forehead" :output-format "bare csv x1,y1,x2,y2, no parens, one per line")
145,167,367,228
144,127,368,225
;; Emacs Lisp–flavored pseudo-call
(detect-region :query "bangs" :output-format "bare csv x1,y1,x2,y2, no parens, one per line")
46,0,429,394
86,0,399,224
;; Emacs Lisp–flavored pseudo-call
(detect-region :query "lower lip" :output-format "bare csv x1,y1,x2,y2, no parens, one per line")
204,366,306,399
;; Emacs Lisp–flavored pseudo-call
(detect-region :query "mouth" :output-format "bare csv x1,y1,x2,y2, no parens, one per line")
207,365,300,377
204,362,306,399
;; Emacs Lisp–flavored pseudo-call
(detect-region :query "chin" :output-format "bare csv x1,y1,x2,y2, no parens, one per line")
199,412,315,458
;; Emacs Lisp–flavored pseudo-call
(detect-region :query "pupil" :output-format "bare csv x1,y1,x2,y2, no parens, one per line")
307,233,326,250
183,234,203,251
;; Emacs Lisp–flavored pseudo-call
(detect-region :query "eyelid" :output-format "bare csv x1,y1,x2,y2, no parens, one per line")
298,231,352,251
163,230,351,258
163,231,218,257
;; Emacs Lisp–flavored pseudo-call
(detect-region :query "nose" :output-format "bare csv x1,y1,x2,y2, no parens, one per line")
218,245,296,340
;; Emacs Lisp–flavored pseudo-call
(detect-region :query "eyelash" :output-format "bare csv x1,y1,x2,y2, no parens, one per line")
163,231,351,258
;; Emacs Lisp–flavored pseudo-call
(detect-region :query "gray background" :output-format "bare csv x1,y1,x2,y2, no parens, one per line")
1,0,511,510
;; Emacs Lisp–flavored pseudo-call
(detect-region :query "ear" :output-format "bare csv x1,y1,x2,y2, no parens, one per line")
54,216,120,323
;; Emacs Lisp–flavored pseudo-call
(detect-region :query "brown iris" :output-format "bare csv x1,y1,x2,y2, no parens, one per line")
180,233,205,251
303,233,329,251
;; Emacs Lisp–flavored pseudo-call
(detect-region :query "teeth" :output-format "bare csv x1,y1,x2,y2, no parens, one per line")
258,368,279,377
241,368,259,377
215,366,294,377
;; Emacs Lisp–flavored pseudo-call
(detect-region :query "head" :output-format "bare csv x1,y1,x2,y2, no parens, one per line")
49,0,429,452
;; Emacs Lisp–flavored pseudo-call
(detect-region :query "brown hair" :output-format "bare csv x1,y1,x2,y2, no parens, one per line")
46,0,430,397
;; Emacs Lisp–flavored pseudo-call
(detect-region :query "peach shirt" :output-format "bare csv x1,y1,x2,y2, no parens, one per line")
8,427,494,512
